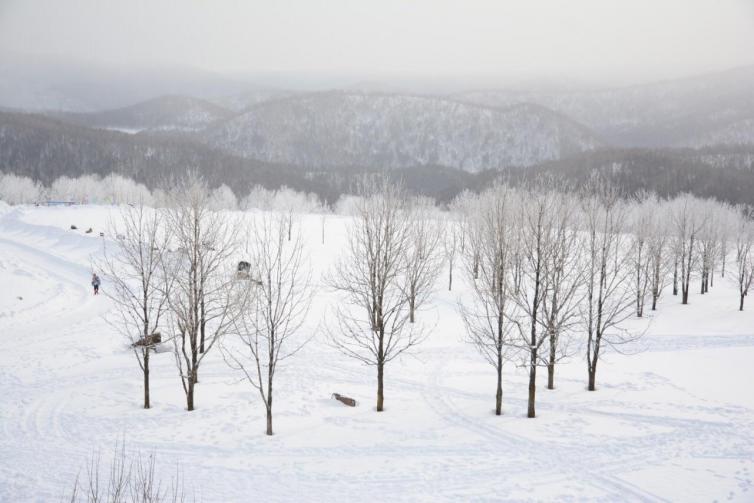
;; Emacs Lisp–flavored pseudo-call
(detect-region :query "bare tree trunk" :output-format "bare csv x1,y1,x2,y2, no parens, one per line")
448,263,453,291
409,285,416,323
741,293,745,311
200,298,206,353
143,351,150,409
376,360,385,412
187,377,195,411
588,367,597,391
527,349,537,418
547,330,556,390
495,354,503,416
673,257,678,295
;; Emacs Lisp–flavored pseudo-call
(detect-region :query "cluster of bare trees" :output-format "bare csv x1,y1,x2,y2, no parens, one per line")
101,174,312,436
100,173,753,426
455,183,753,417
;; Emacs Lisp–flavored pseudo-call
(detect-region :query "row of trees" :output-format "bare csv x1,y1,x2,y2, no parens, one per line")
0,171,329,213
101,174,312,437
101,174,754,431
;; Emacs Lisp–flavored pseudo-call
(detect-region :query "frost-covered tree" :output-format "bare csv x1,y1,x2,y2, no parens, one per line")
0,173,42,204
459,184,517,416
671,195,705,305
580,185,635,391
442,214,463,291
163,174,242,411
208,184,238,211
402,197,443,322
540,191,583,390
734,215,754,311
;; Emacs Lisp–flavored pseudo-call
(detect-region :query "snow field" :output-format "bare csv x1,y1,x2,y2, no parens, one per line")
0,204,753,501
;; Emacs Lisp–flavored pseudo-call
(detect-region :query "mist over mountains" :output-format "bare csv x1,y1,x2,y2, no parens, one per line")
2,56,754,204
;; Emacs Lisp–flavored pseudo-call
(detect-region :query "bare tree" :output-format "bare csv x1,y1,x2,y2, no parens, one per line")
222,212,312,435
458,184,517,416
540,191,583,390
671,195,704,305
696,200,720,295
163,174,242,411
628,195,654,317
508,187,553,418
327,176,423,412
580,185,635,391
99,203,171,409
647,199,671,311
402,197,443,322
442,214,462,291
734,215,754,311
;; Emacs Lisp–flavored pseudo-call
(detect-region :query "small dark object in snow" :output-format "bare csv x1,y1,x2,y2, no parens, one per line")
99,232,104,237
332,393,357,407
132,332,162,347
85,228,93,234
17,296,23,301
70,225,78,230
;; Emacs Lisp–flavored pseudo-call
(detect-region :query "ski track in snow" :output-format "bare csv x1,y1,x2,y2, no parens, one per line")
1,205,754,501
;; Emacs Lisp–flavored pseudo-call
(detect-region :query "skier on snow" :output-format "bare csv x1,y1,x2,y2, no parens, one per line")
91,273,101,295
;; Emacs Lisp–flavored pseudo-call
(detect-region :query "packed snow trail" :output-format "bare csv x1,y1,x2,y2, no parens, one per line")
1,205,753,501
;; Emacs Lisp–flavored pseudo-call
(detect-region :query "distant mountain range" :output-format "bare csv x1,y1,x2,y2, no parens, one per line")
454,66,754,148
200,92,603,171
1,62,754,204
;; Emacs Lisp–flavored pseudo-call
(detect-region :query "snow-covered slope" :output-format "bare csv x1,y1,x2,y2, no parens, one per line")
54,95,235,133
201,92,603,171
456,65,754,148
1,204,753,501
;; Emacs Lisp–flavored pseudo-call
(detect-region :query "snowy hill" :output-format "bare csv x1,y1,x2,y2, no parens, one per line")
52,95,235,133
455,65,754,148
201,92,604,171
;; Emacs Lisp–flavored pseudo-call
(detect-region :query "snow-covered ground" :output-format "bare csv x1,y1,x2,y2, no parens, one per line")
1,204,753,502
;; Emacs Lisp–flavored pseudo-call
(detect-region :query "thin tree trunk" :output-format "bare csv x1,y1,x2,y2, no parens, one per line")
588,368,596,391
547,330,556,390
187,377,195,411
448,264,453,291
199,298,206,353
376,360,384,412
527,348,537,418
143,351,150,409
673,257,678,295
409,285,416,323
266,406,273,436
741,293,745,311
495,355,503,416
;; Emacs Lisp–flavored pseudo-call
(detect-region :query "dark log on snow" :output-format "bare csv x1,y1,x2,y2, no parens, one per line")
332,393,357,407
70,225,77,230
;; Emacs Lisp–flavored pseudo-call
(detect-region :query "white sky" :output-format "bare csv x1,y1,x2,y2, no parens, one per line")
1,0,753,85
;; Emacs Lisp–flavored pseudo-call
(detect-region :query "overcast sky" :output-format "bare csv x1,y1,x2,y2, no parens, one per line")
2,0,753,86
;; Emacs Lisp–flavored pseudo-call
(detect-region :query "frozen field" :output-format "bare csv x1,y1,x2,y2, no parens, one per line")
1,203,753,502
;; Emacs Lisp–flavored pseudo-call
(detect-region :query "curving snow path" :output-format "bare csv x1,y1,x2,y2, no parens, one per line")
0,205,753,501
